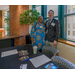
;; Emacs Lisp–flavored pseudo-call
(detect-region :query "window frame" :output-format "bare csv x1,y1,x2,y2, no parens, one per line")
43,5,59,21
32,5,42,15
32,5,75,42
63,5,75,42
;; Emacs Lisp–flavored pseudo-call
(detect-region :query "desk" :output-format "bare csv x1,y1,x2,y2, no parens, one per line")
0,45,59,69
0,35,23,49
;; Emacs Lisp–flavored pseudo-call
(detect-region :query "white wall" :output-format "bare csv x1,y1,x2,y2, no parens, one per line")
29,5,32,10
2,8,9,28
2,8,9,35
57,42,75,64
29,5,32,34
2,10,7,28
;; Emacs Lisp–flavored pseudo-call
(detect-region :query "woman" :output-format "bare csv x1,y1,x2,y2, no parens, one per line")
31,16,45,52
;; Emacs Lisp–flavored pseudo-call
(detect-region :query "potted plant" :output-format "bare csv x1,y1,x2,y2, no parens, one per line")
19,9,40,26
19,9,40,44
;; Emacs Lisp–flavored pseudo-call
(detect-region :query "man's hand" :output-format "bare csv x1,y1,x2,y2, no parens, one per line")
54,40,57,45
31,37,34,44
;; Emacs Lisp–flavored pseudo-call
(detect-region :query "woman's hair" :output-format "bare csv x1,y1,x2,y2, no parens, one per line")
38,15,43,19
35,16,46,26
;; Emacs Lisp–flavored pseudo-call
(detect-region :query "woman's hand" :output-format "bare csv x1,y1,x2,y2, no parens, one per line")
31,37,34,44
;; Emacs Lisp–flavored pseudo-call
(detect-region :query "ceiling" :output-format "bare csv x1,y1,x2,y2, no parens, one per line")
0,5,9,11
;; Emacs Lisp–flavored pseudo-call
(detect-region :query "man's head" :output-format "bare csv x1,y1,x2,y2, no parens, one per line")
48,10,54,19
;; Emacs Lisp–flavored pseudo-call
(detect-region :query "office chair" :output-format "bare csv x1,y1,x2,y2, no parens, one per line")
51,56,75,69
42,45,59,58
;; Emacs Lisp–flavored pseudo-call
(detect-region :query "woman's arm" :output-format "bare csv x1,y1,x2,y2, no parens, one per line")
31,23,36,44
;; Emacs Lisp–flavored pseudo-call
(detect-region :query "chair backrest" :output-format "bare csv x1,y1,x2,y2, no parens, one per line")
51,56,75,69
42,45,59,58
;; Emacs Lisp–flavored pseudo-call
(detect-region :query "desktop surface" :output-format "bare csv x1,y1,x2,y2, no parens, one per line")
0,45,59,69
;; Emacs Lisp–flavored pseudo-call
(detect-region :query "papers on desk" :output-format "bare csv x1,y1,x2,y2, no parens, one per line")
1,49,18,57
20,64,27,69
29,54,51,68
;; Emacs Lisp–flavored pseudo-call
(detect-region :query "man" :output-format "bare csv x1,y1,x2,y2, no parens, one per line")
45,10,60,49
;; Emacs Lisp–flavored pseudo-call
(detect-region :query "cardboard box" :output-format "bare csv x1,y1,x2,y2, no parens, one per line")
0,28,5,37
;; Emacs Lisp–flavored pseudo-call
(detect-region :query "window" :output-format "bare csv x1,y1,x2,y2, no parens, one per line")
64,5,75,41
33,5,41,15
68,31,70,35
32,5,59,32
73,8,75,13
32,5,75,42
68,9,70,14
47,5,58,17
64,5,75,15
54,17,58,20
4,11,9,36
73,31,75,36
68,24,70,28
73,23,75,29
65,16,75,41
67,5,72,14
35,6,41,15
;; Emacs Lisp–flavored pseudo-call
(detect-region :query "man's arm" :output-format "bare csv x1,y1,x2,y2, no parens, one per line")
55,20,60,42
45,20,48,32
